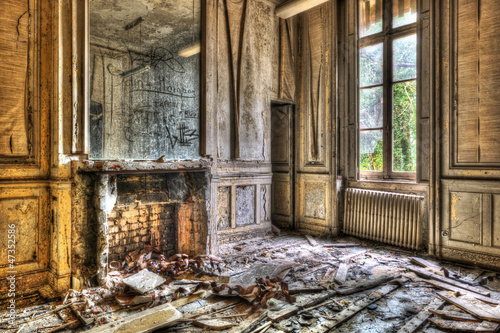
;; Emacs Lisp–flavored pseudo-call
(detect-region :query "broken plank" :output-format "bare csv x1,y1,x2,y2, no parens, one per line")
424,280,500,305
305,235,319,246
298,298,340,315
193,319,236,331
46,320,79,333
409,257,441,269
334,263,349,285
408,266,490,297
170,291,208,308
476,321,500,332
310,284,400,332
336,275,401,296
186,299,243,319
289,287,326,295
85,303,182,333
296,264,330,279
174,272,230,284
320,268,336,288
428,318,500,333
429,309,481,323
323,243,360,248
396,298,446,333
228,310,268,333
436,291,500,322
428,318,479,332
268,290,338,321
339,250,367,262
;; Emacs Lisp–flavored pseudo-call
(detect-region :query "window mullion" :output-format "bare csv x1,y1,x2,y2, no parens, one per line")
382,0,391,179
386,36,394,179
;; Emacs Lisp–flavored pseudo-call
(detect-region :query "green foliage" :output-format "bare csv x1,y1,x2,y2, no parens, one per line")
393,81,417,172
360,139,383,171
359,34,417,173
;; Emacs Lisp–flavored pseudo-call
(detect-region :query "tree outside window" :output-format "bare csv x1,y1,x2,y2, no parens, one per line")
358,0,417,179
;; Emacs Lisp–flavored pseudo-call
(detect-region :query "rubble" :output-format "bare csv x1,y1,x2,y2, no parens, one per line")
4,233,500,332
122,269,166,294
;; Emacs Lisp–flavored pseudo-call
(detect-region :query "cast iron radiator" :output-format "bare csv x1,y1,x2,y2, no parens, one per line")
343,188,424,250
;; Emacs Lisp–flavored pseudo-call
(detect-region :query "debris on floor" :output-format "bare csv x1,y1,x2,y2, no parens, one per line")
2,232,500,332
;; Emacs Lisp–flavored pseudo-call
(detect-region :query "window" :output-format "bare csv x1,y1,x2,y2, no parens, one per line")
89,1,201,160
358,0,417,180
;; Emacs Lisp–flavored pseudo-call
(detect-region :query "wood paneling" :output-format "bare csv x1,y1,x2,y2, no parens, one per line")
454,0,500,165
441,180,500,258
214,176,272,244
0,185,50,288
456,0,479,163
0,0,29,157
297,1,332,172
449,191,481,245
296,173,331,235
478,0,500,163
279,18,296,101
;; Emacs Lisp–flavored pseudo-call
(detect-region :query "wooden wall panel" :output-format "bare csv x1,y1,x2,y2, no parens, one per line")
296,174,331,235
279,18,296,101
478,0,500,163
456,0,479,163
0,0,49,179
215,176,272,244
454,0,500,165
297,1,332,173
449,191,481,245
441,180,500,260
0,185,50,290
417,3,431,182
0,0,29,157
492,195,500,248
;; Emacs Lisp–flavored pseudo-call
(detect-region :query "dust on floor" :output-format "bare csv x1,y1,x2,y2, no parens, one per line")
1,232,499,332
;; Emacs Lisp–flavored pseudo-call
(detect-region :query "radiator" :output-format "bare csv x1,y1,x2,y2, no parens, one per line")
343,188,424,250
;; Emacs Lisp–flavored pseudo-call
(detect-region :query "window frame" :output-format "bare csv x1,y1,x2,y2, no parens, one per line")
358,0,418,181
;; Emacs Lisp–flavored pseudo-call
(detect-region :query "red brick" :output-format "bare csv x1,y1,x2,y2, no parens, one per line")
121,209,139,219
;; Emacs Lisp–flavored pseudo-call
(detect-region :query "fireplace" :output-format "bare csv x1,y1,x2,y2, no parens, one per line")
94,170,209,280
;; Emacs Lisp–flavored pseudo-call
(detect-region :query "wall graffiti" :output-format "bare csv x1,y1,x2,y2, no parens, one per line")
89,0,201,160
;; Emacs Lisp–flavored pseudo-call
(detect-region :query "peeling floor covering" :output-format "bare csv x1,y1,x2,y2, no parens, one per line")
2,232,500,332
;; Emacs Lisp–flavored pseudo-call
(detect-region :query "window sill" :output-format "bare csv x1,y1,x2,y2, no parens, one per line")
347,179,428,193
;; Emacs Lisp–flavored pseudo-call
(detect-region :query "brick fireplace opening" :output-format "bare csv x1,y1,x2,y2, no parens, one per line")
95,170,209,278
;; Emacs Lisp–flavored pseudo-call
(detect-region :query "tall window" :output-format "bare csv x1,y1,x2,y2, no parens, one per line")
358,0,417,180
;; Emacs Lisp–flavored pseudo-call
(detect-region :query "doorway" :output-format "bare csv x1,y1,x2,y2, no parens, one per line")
271,103,295,230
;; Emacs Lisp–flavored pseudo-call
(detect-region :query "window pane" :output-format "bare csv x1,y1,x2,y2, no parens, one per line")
360,130,383,171
393,0,417,28
359,0,383,38
360,87,383,129
392,81,417,172
393,34,417,82
360,43,383,87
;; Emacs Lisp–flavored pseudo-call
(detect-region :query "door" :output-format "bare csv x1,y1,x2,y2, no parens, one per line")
271,104,294,229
